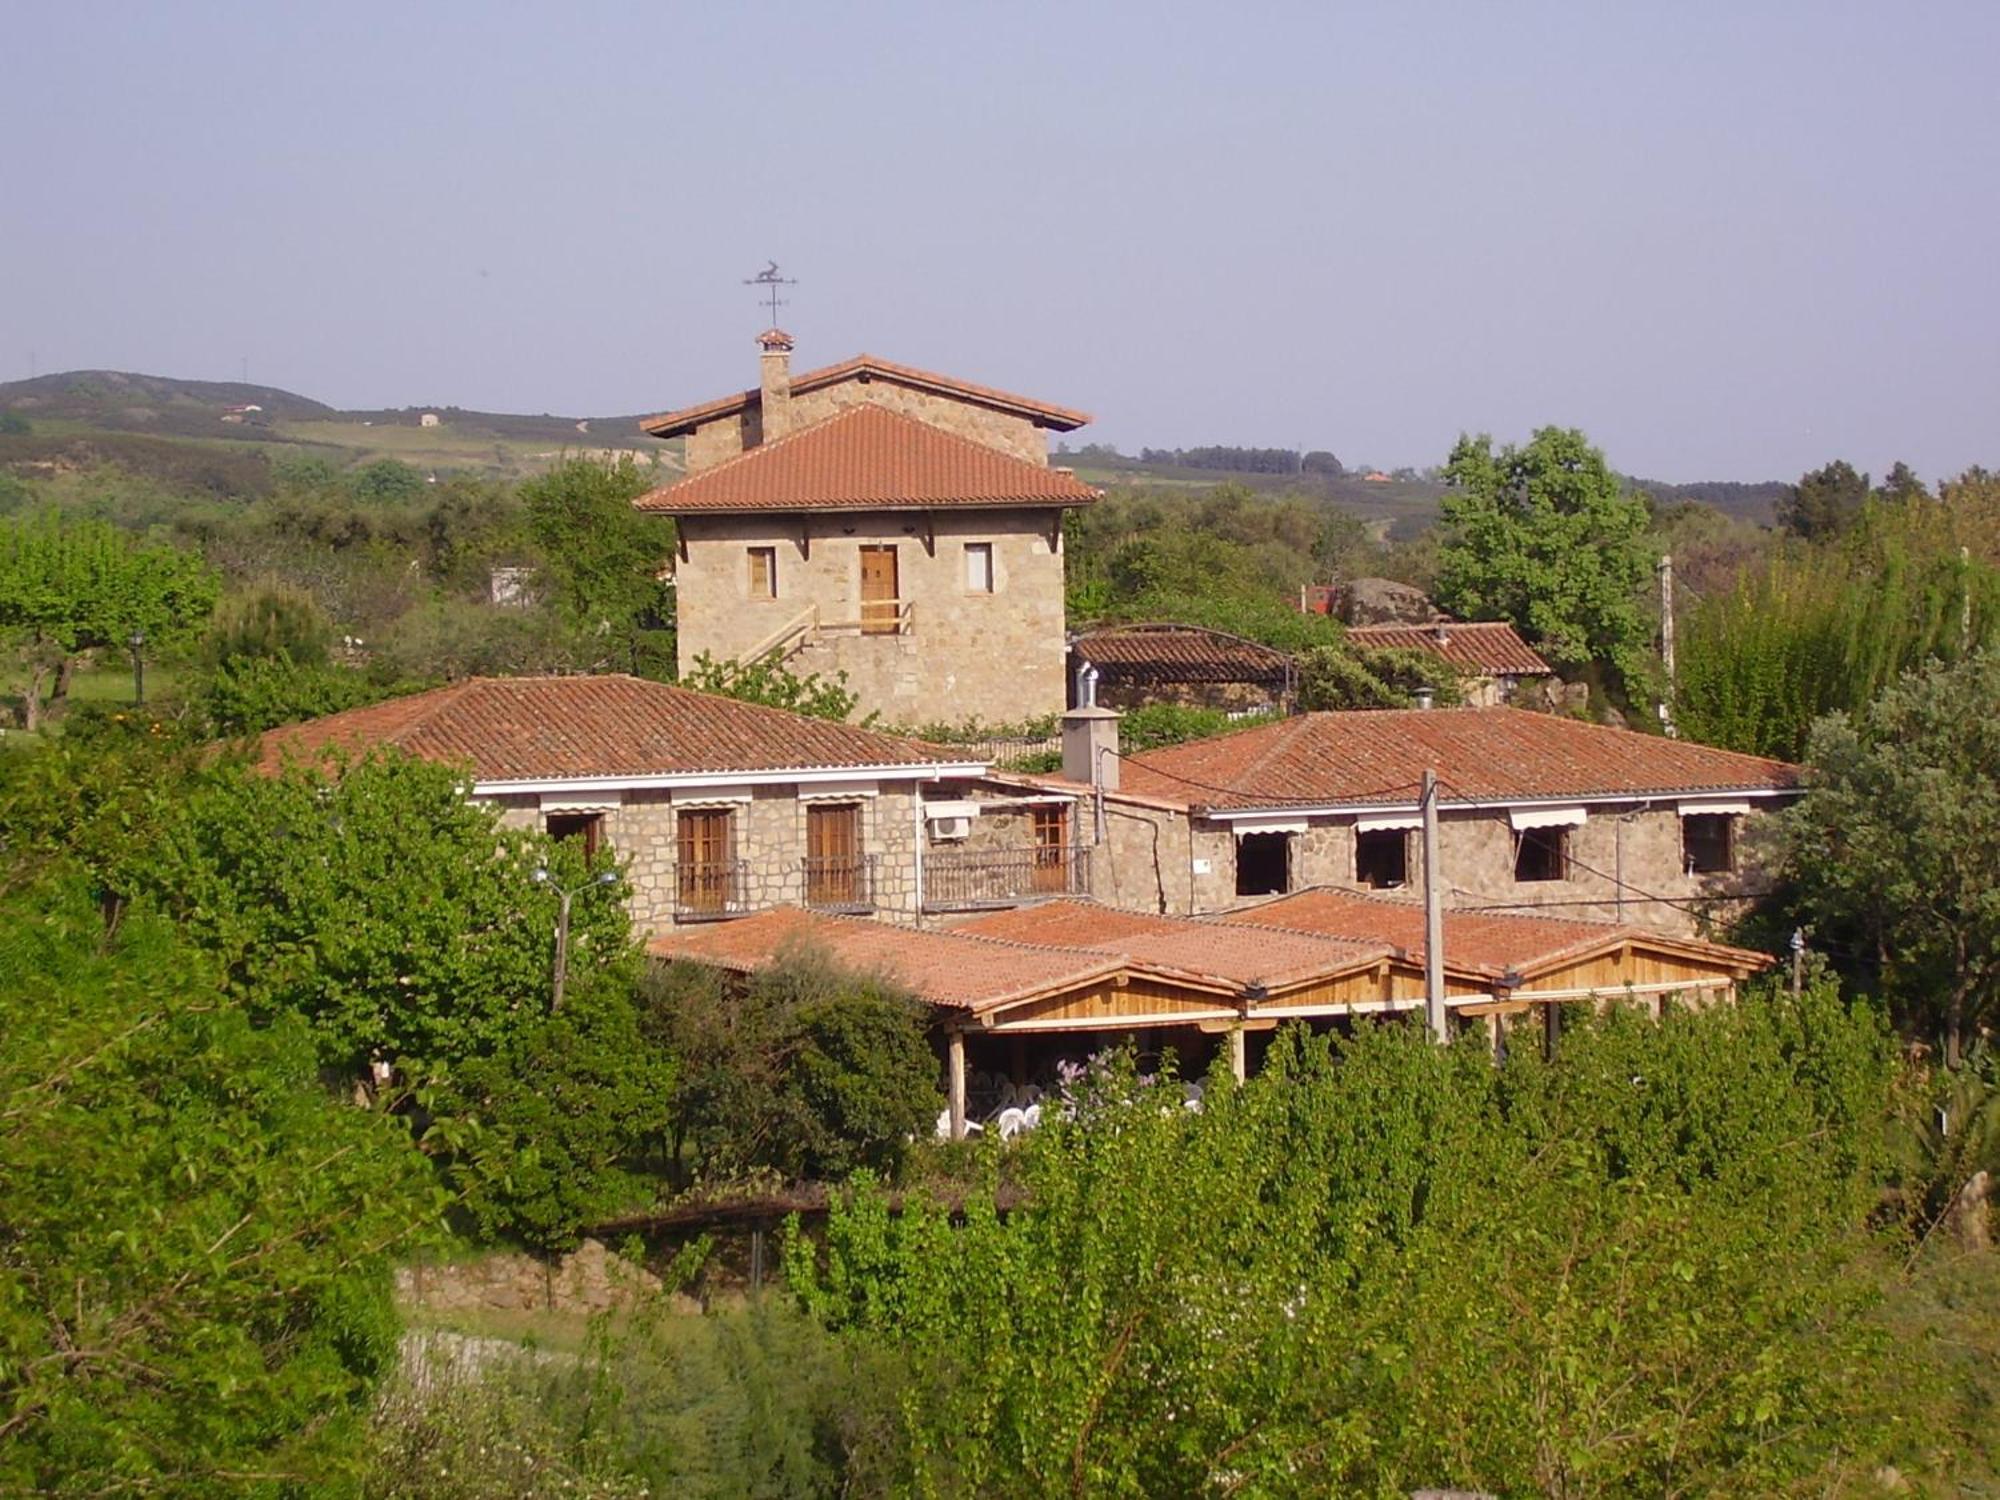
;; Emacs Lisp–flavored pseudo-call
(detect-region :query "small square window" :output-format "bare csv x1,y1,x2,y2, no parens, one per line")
747,547,777,598
964,542,994,593
1236,831,1292,897
1514,826,1566,883
546,811,604,861
1682,813,1735,875
1354,828,1408,889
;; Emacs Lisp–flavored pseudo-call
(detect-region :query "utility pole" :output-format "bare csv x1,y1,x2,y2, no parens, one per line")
1421,768,1447,1042
1657,553,1677,738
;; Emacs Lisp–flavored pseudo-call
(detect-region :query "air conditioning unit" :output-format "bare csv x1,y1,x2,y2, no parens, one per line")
930,815,972,843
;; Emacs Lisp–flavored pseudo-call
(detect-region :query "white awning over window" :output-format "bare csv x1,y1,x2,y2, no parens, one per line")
1508,805,1588,831
1678,799,1751,817
1354,813,1422,833
1232,816,1308,835
539,791,623,811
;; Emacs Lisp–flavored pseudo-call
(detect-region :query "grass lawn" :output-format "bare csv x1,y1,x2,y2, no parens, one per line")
0,663,181,736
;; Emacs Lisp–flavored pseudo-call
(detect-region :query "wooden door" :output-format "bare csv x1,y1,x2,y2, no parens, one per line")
1031,805,1068,893
806,802,862,906
677,808,735,914
859,545,899,635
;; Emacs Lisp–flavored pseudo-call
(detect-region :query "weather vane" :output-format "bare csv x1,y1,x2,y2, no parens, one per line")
743,261,796,327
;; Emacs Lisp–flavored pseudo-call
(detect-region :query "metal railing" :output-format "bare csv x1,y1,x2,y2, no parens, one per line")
802,853,878,913
673,859,750,921
923,846,1091,911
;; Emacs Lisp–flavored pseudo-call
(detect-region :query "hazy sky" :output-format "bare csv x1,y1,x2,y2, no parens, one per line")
4,1,1994,481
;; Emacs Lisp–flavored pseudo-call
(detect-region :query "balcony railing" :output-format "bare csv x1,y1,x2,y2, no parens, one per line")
923,846,1091,911
673,859,750,921
802,853,878,913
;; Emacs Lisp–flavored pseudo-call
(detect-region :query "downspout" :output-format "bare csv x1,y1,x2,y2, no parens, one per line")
912,781,928,928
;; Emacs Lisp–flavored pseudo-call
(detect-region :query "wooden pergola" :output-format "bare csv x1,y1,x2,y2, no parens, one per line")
649,895,1773,1139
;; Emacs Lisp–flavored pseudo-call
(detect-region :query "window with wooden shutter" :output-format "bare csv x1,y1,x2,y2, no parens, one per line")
747,547,777,599
1031,805,1068,893
964,541,994,593
805,802,864,907
676,808,736,915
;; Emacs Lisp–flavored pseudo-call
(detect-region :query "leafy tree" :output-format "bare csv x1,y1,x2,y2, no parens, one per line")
198,653,399,736
205,582,335,668
348,457,426,504
1296,641,1465,710
1676,511,2000,758
645,954,938,1184
131,751,638,1077
0,874,444,1494
0,410,31,435
0,511,218,730
522,455,675,676
1784,652,2000,1067
1879,460,1928,505
792,993,1922,1496
440,977,673,1250
1434,427,1652,685
1777,459,1871,540
682,650,869,725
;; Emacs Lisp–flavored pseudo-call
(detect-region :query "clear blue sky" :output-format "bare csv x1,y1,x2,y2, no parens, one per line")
4,1,1994,482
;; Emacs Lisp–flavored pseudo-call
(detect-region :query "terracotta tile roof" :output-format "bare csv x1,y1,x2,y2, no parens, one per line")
641,353,1091,437
254,674,977,783
1117,707,1800,811
1218,888,1771,981
1071,624,1293,684
647,907,1127,1014
952,899,1387,993
1345,621,1552,676
634,405,1101,515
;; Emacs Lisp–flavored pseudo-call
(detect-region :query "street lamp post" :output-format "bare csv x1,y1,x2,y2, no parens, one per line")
128,629,146,705
531,867,618,1013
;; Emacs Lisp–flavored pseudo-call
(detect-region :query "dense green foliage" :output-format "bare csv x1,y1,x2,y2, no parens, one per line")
792,995,1923,1496
1776,458,1873,539
1435,427,1653,687
0,876,444,1495
1677,500,2000,758
520,455,676,677
0,511,218,729
682,650,869,725
369,1303,905,1499
646,956,940,1185
1784,652,2000,1068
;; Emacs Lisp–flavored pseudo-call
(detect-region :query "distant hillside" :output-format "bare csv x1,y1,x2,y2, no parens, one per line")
0,369,669,451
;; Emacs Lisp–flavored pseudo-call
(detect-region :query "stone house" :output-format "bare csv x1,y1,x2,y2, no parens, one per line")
1068,623,1295,713
1011,703,1800,939
635,333,1098,727
1343,620,1553,707
256,674,996,933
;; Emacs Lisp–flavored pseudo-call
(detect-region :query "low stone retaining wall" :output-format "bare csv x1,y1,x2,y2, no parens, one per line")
395,1237,670,1317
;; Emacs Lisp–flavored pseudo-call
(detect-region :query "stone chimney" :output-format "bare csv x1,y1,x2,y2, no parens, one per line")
756,328,794,445
1062,666,1120,790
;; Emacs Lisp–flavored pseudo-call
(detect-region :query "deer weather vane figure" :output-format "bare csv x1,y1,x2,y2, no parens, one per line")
744,261,796,327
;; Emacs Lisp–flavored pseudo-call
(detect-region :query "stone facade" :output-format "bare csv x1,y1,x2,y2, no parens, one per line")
674,507,1070,727
491,781,932,936
1074,795,1784,939
684,376,1051,473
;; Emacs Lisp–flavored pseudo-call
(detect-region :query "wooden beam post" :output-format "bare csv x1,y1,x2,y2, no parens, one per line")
1542,1000,1561,1061
947,1029,967,1141
1229,1021,1247,1084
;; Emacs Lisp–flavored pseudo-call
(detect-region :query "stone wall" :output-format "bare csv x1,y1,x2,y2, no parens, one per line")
395,1239,666,1317
483,782,932,937
684,376,1051,472
675,507,1070,727
1127,802,1786,937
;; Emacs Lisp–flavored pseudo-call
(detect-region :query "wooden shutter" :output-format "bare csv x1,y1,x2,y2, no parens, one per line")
1031,806,1067,892
806,802,861,905
676,808,735,913
859,545,899,634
